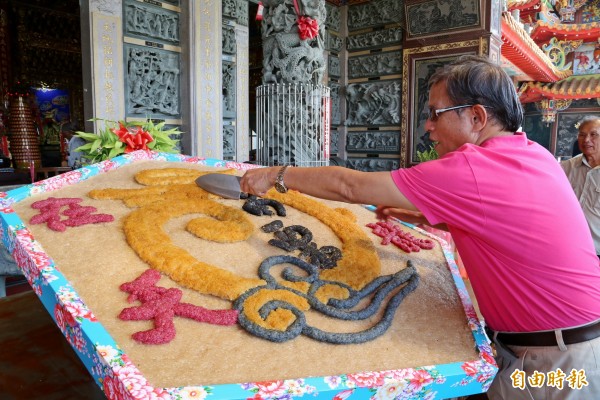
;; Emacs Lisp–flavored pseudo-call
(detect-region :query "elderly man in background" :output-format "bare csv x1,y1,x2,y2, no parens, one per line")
561,116,600,258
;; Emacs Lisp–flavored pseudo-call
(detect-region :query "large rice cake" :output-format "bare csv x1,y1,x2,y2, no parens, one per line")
11,160,476,388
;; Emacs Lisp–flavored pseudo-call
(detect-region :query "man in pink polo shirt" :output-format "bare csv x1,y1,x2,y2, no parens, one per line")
241,55,600,399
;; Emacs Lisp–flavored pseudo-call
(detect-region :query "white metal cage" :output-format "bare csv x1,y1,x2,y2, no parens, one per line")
256,83,331,167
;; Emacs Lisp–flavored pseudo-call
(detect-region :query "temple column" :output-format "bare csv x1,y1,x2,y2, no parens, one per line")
257,0,329,166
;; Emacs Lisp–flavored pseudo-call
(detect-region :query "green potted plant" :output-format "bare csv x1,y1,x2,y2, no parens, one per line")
73,118,181,165
416,145,438,162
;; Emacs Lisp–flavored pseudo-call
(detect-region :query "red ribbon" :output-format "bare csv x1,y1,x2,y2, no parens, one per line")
297,16,319,40
112,123,154,153
292,0,318,40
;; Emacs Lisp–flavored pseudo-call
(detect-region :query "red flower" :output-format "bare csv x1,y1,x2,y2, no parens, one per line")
461,361,479,377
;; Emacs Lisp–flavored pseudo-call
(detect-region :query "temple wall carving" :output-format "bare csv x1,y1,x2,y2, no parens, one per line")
346,27,402,52
348,50,402,79
124,0,180,45
124,44,181,118
347,0,403,31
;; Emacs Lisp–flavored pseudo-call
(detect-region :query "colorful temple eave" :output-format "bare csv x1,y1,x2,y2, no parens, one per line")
530,20,600,42
501,12,572,83
506,0,541,17
520,74,600,103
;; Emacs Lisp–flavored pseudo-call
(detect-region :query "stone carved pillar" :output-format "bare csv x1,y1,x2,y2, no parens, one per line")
257,0,329,166
261,0,326,85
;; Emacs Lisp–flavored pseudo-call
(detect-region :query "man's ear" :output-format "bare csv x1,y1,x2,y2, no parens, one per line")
471,104,488,131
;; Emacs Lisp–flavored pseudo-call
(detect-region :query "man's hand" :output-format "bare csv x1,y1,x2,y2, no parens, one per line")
240,167,278,196
375,206,428,224
375,206,449,231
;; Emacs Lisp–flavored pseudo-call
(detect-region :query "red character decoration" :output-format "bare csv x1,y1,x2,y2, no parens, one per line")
119,269,239,344
30,197,114,232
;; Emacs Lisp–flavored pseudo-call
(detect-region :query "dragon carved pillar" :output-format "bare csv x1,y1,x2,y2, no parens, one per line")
257,0,330,167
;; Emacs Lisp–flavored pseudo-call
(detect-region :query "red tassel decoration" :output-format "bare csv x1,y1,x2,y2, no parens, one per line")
256,1,264,21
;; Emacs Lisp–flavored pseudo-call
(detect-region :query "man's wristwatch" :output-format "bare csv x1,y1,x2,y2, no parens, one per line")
274,165,290,193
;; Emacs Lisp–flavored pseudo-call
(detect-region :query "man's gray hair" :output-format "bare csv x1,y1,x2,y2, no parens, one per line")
429,55,523,132
577,115,600,132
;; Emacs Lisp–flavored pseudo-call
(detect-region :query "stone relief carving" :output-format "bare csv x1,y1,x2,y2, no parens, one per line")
348,50,402,79
325,2,341,32
124,1,180,44
346,130,400,153
91,0,121,15
348,0,403,31
223,124,236,159
237,0,248,26
330,129,339,154
223,0,237,19
347,27,403,52
328,55,340,78
261,0,327,84
223,61,236,119
329,81,341,125
407,0,479,37
223,26,236,55
346,157,399,172
346,80,401,127
125,45,180,117
325,31,343,53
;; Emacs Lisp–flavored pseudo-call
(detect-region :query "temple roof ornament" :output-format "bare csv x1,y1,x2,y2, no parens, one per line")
506,0,541,20
554,0,587,22
530,20,600,42
501,11,573,82
519,74,600,103
535,98,573,125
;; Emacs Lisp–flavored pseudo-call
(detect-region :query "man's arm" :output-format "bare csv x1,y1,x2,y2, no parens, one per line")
240,166,418,212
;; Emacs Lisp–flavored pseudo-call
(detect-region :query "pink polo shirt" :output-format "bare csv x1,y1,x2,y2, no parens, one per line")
392,133,600,332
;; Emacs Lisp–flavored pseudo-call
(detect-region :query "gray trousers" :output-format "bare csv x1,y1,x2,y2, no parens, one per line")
487,334,600,399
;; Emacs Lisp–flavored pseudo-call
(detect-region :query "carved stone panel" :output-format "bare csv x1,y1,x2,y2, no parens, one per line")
346,157,400,172
330,128,339,154
125,44,180,118
348,0,404,31
346,130,400,153
223,123,236,159
124,0,180,45
237,0,248,26
329,55,341,78
346,80,401,127
326,31,343,53
329,82,341,126
223,61,236,119
223,25,236,55
406,0,480,38
347,27,403,52
348,50,402,79
222,0,237,19
325,2,341,32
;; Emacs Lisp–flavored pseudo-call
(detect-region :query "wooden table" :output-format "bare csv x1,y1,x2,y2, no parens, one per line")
0,292,105,399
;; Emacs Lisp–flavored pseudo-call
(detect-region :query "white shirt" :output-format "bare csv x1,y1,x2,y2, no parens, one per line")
561,154,600,255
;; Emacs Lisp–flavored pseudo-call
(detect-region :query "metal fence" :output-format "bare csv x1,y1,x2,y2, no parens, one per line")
256,83,330,167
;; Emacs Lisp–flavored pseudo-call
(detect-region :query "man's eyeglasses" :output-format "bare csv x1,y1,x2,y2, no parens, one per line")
427,104,475,122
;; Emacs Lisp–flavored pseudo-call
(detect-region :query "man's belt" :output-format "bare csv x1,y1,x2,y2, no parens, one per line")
486,320,600,347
